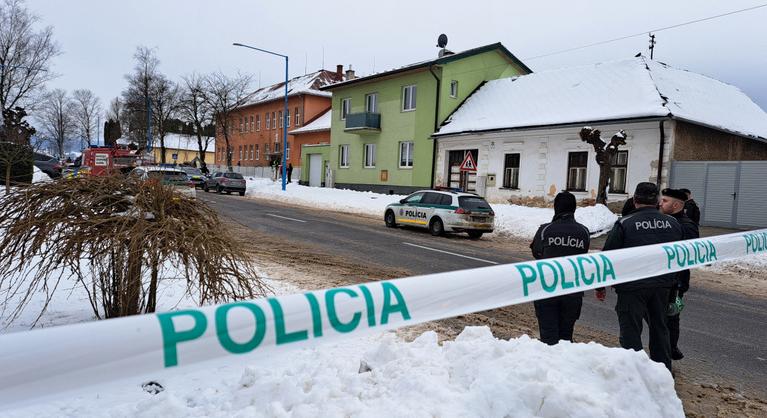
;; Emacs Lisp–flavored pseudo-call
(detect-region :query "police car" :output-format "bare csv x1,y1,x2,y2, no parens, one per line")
384,189,495,239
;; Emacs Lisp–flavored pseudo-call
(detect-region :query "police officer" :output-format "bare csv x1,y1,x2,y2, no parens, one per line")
679,188,701,225
530,191,591,345
599,182,683,372
660,188,700,360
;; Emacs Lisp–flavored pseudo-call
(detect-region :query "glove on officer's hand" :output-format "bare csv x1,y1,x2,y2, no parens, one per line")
595,288,606,302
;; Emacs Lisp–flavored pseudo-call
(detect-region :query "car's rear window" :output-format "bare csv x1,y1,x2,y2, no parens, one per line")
459,196,492,211
148,170,188,182
224,172,244,179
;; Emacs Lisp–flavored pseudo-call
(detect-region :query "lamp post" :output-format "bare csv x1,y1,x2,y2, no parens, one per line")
232,42,289,191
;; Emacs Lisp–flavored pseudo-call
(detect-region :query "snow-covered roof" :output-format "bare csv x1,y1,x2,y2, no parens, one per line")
290,109,331,134
240,70,342,108
153,133,215,152
437,57,767,141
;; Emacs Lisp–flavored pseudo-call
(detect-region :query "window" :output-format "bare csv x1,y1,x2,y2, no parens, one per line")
238,145,242,160
609,150,629,193
271,112,276,129
239,117,243,133
364,143,376,168
567,152,588,191
250,115,254,132
265,143,270,155
503,153,520,189
295,107,300,126
339,144,349,168
450,80,458,98
286,109,290,127
341,98,351,120
421,192,443,205
365,93,378,113
274,141,280,153
286,141,291,160
256,144,260,160
265,112,270,130
250,144,254,160
256,115,261,131
278,111,283,128
399,141,413,168
402,85,416,111
404,192,424,204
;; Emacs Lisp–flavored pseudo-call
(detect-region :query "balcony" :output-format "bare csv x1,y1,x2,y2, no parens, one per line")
344,112,381,134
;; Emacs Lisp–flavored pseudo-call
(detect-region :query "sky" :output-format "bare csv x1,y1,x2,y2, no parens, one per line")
30,0,767,115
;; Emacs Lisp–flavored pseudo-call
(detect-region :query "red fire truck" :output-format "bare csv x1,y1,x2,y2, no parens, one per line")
80,145,154,176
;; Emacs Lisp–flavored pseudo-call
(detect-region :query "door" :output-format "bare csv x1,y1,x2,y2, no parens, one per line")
309,154,322,187
702,164,738,226
447,149,478,192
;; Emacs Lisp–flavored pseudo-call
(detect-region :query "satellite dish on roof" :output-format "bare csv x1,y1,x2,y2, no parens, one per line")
437,34,448,48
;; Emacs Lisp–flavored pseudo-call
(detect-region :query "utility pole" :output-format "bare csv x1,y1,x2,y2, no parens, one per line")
648,33,656,59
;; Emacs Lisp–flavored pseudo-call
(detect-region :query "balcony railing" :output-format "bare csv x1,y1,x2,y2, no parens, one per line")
344,112,381,134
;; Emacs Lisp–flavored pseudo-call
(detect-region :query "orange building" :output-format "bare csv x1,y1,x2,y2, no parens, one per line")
217,68,343,168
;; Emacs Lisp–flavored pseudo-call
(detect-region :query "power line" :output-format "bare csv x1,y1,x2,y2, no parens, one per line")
524,3,767,61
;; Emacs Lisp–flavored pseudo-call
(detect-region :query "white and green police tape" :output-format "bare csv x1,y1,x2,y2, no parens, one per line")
1,229,766,406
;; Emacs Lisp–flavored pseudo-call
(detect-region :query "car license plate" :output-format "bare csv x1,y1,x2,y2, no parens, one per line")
471,216,488,222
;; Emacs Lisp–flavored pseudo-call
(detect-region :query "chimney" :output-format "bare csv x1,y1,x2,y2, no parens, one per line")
336,64,343,79
345,65,356,80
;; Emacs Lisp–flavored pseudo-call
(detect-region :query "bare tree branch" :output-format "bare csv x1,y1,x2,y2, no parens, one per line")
204,71,253,170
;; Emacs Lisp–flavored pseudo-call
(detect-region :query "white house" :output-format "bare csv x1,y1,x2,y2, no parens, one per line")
433,57,767,227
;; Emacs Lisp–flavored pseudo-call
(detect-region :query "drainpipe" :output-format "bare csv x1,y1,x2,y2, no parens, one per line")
428,65,441,188
656,120,665,186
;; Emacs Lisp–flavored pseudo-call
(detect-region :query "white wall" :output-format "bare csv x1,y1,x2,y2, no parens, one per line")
435,120,673,203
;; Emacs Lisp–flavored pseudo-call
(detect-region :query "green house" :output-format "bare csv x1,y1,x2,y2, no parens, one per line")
320,42,531,194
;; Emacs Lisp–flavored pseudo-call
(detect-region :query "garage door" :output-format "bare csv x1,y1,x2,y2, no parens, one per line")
736,162,767,227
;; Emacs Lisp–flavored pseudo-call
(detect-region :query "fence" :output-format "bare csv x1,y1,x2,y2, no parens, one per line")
207,164,301,181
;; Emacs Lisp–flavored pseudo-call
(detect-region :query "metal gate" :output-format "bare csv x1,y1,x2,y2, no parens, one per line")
671,161,767,228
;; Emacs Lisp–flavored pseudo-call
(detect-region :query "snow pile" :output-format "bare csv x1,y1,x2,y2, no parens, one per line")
6,327,683,417
702,252,767,275
244,178,617,238
32,166,51,183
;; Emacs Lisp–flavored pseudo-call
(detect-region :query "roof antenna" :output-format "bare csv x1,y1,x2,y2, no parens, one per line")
305,52,308,74
648,33,656,59
321,46,325,70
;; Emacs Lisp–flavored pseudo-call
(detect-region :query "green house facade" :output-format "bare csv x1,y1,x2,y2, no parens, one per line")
320,43,531,194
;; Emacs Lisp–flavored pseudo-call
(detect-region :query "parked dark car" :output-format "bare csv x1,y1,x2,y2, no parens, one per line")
33,152,62,179
180,166,206,188
204,172,246,196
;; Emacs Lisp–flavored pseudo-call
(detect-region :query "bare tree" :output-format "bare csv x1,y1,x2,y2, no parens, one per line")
204,71,253,170
37,88,74,158
122,46,159,149
0,0,61,128
579,127,627,205
150,74,180,164
71,89,102,149
179,73,213,172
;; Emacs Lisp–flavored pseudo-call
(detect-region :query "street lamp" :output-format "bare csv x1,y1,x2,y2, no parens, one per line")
232,42,289,192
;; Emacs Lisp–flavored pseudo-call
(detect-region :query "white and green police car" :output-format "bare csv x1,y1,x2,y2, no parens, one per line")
384,189,495,239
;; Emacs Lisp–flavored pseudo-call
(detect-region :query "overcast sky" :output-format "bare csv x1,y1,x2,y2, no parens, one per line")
32,0,767,114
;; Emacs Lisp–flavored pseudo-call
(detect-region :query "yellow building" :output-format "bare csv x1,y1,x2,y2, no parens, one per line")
152,133,215,166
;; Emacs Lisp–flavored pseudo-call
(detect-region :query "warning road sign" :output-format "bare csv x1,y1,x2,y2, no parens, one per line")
459,153,477,171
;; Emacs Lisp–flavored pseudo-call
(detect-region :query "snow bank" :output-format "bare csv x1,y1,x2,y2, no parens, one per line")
32,166,51,183
702,252,767,275
6,327,683,417
244,178,618,239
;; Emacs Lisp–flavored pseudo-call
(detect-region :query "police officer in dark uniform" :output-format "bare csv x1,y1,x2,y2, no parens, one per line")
530,191,591,345
600,182,683,371
660,188,700,360
679,188,701,225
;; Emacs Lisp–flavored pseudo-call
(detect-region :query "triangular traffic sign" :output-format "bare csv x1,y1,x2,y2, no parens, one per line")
459,152,477,171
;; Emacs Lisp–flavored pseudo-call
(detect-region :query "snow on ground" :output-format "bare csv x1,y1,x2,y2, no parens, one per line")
244,178,618,239
32,166,51,183
702,252,767,275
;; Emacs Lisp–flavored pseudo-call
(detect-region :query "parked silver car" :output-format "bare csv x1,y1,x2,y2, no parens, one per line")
130,166,197,199
204,172,246,196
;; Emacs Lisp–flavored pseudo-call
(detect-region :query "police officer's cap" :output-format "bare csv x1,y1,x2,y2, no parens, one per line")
661,188,687,201
633,182,659,204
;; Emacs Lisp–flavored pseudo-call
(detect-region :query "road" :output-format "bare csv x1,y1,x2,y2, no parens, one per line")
201,192,767,396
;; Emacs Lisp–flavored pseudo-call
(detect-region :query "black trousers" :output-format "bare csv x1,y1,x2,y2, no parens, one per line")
534,294,583,345
616,287,672,371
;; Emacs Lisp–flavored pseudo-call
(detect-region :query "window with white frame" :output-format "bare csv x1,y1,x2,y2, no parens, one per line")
274,141,280,153
265,112,270,130
250,115,254,132
609,150,629,193
365,93,378,113
399,141,413,168
286,109,290,127
295,107,301,126
278,111,283,128
256,115,261,131
364,143,376,168
341,98,351,120
567,152,588,191
238,145,242,160
256,144,260,160
286,141,290,160
503,153,520,189
265,143,270,155
402,85,416,111
239,118,243,133
339,144,349,168
250,144,254,160
450,80,458,98
271,112,276,129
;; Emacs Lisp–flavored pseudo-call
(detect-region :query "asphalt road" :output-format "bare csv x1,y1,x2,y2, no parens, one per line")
201,192,767,396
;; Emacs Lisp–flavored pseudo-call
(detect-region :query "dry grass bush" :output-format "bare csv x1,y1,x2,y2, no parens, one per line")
0,175,267,326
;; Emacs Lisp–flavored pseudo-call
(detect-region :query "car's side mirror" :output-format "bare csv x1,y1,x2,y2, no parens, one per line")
399,199,407,204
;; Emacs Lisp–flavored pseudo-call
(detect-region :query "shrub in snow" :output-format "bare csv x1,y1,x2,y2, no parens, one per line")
0,175,268,324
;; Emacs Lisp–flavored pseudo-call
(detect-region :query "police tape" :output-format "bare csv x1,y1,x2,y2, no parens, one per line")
1,229,766,407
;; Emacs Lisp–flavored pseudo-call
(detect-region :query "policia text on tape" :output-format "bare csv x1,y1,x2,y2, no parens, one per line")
0,229,764,407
